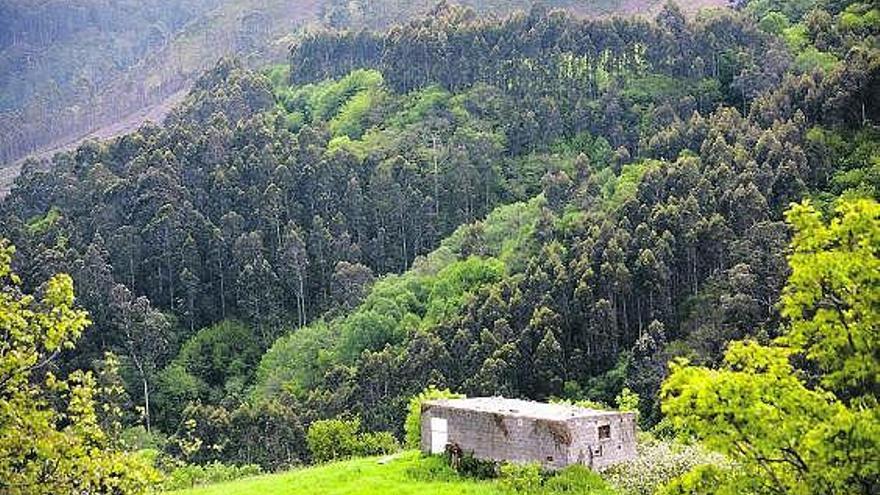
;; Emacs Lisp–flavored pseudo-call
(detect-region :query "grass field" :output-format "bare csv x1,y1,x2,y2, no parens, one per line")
168,451,618,495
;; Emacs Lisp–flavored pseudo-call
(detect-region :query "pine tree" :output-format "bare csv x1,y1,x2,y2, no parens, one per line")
533,329,564,400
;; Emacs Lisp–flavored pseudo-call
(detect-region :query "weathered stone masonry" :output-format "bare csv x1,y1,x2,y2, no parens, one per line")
420,397,637,470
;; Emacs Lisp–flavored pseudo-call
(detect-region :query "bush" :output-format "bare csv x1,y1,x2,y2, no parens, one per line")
120,425,167,451
602,435,729,495
160,461,262,490
306,416,399,463
413,455,616,494
404,454,460,482
227,400,308,470
615,387,640,413
451,450,499,480
499,463,542,493
166,403,231,465
359,431,401,457
545,465,617,494
404,386,465,448
658,464,737,495
307,417,362,463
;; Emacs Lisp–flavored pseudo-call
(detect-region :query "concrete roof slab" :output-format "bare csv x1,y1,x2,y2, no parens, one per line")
422,397,624,421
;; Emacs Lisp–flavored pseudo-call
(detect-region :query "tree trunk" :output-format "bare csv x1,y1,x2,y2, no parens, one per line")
433,135,440,218
298,274,306,327
143,377,151,434
219,268,226,319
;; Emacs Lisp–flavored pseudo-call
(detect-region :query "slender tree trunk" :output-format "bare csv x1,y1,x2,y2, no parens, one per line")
637,298,643,338
130,351,151,434
165,225,175,311
143,377,151,434
298,274,306,327
400,213,407,271
219,268,226,319
433,135,440,218
129,255,135,291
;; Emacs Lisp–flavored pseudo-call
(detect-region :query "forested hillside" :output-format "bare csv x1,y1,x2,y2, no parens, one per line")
319,0,727,29
0,0,724,178
0,1,877,494
0,0,322,168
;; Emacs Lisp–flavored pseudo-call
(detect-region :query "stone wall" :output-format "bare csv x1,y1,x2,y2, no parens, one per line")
420,404,637,470
566,412,637,469
421,404,574,469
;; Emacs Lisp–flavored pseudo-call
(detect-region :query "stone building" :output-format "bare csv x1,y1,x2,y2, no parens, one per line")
420,397,637,470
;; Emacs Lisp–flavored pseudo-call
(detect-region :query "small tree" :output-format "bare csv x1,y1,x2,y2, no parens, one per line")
306,417,362,463
404,386,465,449
615,387,640,414
533,328,564,399
0,240,159,494
306,417,398,463
661,199,880,494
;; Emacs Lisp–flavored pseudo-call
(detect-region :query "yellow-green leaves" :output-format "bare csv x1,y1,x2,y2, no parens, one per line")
661,198,880,495
782,199,879,404
0,238,158,494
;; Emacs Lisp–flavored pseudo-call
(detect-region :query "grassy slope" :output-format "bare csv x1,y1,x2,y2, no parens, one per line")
170,452,507,495
169,451,618,495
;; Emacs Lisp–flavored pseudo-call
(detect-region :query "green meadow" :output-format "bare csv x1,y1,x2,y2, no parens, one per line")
169,451,618,495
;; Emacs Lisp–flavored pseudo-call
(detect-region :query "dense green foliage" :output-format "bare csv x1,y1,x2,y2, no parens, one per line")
163,400,308,471
0,1,877,493
497,462,619,494
306,417,399,463
662,198,879,494
156,320,261,427
0,240,159,493
318,0,725,31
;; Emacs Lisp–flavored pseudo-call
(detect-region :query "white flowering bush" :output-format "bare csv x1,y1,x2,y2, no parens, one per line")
602,434,730,495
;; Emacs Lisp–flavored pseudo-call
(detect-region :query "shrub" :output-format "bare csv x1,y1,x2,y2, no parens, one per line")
499,463,542,493
307,417,363,463
227,400,308,470
544,465,618,494
166,403,231,465
602,435,729,495
160,461,262,490
306,416,399,463
615,387,640,413
658,464,737,495
359,431,401,457
120,425,167,451
404,454,460,482
404,386,465,448
451,450,499,480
